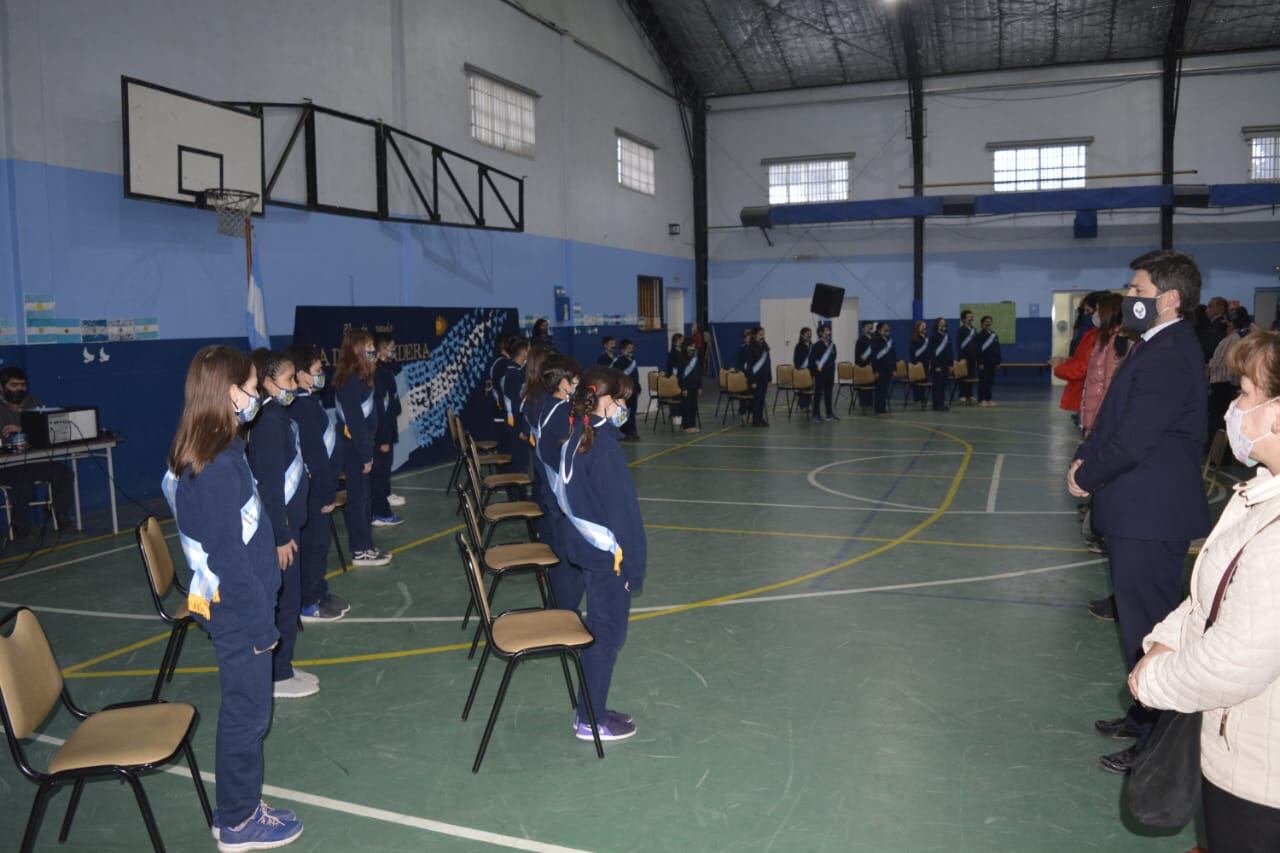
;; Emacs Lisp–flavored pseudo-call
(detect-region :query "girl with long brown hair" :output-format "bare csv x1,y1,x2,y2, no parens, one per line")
550,366,646,743
162,345,304,849
334,329,391,567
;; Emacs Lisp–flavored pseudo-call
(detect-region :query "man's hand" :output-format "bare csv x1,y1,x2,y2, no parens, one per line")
1067,459,1090,498
321,503,336,514
277,540,297,570
1,425,18,437
379,443,390,453
363,461,373,474
1128,642,1173,697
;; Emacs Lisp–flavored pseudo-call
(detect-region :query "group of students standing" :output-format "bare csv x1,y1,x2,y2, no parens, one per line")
162,328,407,851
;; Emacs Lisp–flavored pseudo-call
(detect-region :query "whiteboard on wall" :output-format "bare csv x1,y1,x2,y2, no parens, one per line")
122,77,264,213
960,302,1017,343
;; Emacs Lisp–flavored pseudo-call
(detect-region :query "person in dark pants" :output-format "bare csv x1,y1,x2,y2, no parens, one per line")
975,315,1002,406
532,354,584,613
908,320,931,405
488,335,513,459
956,310,978,403
928,318,953,411
246,349,316,701
0,367,75,536
677,337,702,433
286,344,348,623
665,332,683,376
747,327,771,427
370,332,403,527
597,336,617,368
554,366,647,743
501,338,532,495
872,322,896,415
793,326,813,419
1069,249,1210,776
853,322,875,410
163,345,302,850
735,328,753,423
335,330,391,568
610,339,641,442
810,324,837,422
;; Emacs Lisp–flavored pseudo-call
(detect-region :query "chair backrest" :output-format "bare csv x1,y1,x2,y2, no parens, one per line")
136,516,179,613
459,490,485,549
853,364,875,384
0,608,63,740
835,361,853,381
1203,428,1227,490
658,375,682,398
908,362,926,382
446,409,459,451
776,364,794,386
894,360,908,379
726,370,748,393
456,535,493,629
718,368,728,387
792,368,814,391
648,370,660,394
952,359,969,380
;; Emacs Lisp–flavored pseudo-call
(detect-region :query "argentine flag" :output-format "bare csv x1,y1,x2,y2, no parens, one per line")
246,244,270,351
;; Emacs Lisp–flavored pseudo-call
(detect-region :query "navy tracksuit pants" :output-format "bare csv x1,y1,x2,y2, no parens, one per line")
578,566,630,724
341,446,373,553
273,556,300,682
298,493,332,608
208,626,273,828
371,447,393,517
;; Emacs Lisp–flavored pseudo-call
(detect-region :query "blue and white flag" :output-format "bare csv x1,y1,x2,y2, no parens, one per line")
246,244,270,350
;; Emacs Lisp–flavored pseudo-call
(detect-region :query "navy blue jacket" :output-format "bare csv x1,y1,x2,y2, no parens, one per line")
336,374,377,466
171,438,280,650
677,351,702,392
665,347,681,375
976,329,1002,366
957,323,979,362
811,339,837,377
246,400,310,547
854,335,873,367
373,361,402,446
1074,320,1209,542
746,344,771,386
872,334,897,375
735,344,750,373
488,355,510,417
929,330,954,369
558,418,647,591
793,341,812,372
501,363,525,426
611,354,640,390
597,350,616,368
910,334,932,368
530,394,572,557
288,390,339,507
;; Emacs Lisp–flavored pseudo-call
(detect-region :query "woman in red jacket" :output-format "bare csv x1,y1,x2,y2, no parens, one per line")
1051,291,1106,421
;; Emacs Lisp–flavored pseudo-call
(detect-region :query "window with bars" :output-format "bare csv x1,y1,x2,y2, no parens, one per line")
638,276,663,332
617,134,656,195
1249,136,1279,182
467,68,536,157
766,157,851,205
991,143,1087,192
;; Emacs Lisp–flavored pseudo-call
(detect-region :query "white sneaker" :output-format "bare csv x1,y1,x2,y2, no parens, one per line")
292,668,319,688
387,493,406,507
352,549,392,567
273,673,320,699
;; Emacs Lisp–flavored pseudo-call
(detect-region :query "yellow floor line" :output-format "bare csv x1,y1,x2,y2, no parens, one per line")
626,426,735,468
0,518,177,568
61,630,171,675
322,524,464,581
642,522,1088,553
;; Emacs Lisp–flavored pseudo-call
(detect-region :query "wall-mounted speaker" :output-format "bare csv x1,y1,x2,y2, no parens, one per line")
810,283,845,318
740,206,773,228
1172,184,1211,208
942,195,976,216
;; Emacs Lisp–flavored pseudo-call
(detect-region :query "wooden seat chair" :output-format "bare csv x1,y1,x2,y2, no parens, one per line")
135,517,195,702
851,364,877,414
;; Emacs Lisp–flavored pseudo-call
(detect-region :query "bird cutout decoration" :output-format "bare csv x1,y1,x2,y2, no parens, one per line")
98,347,110,363
82,347,94,364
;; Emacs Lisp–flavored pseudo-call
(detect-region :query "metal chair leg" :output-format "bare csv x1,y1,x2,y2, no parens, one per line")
168,623,189,684
57,779,84,842
329,513,349,572
151,626,181,702
122,771,164,852
462,644,492,720
570,652,605,759
473,659,519,773
20,779,55,853
460,599,474,631
559,652,577,709
182,739,214,826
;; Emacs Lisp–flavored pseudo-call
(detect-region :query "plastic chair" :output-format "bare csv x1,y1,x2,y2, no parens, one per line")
834,361,854,411
905,362,931,409
461,447,541,547
135,517,195,702
771,364,794,412
950,360,979,403
721,370,753,424
789,368,814,420
851,364,876,414
654,375,684,432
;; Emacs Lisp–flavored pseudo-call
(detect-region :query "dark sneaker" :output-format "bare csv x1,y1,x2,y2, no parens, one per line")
371,514,404,527
353,549,392,567
607,709,634,726
323,593,351,615
1088,596,1116,622
300,599,346,623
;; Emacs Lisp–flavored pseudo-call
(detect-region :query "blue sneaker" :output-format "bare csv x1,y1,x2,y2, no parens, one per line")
213,802,302,851
371,514,404,527
574,716,637,742
811,416,824,424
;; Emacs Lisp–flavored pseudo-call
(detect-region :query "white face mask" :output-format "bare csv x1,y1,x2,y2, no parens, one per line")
1225,396,1279,466
1091,312,1101,328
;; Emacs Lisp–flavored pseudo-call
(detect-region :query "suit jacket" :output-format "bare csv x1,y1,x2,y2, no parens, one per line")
1074,320,1209,542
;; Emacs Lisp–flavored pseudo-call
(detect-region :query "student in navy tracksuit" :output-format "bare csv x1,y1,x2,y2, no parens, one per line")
597,336,617,368
665,333,683,376
246,349,316,700
956,310,979,403
501,339,531,491
371,332,404,527
164,346,303,850
810,325,838,421
556,366,646,742
909,320,931,405
747,327,771,427
872,322,897,415
286,344,348,623
610,338,641,441
677,338,702,433
488,336,513,457
335,330,391,567
793,326,813,419
854,322,876,410
928,318,954,412
530,354,583,611
976,315,1002,406
735,328,753,421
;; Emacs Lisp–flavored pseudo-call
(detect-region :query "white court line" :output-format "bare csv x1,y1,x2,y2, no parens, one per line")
637,495,1075,515
805,455,938,511
986,454,1005,513
1,730,591,853
0,533,177,585
0,601,156,620
391,461,454,480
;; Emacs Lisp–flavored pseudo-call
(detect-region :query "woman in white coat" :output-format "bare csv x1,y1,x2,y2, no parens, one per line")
1130,330,1280,851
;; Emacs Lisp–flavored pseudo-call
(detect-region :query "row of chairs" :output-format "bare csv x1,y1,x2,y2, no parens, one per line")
771,360,981,415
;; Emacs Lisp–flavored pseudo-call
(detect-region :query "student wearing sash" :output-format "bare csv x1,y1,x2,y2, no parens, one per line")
335,330,391,567
735,328,753,421
976,315,1002,406
956,310,979,403
872,322,897,415
488,335,513,457
677,337,702,433
909,320,931,404
163,346,303,851
666,332,684,375
286,344,348,624
793,326,813,419
747,326,771,427
597,336,617,368
611,338,641,442
854,321,876,410
554,366,646,742
501,338,532,496
810,324,838,422
246,349,316,701
928,318,954,412
531,354,584,612
371,332,404,527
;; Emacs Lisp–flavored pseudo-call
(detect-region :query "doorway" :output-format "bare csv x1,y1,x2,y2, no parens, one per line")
666,286,686,341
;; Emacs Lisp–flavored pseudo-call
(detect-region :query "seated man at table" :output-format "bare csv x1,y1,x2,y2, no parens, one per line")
0,367,74,537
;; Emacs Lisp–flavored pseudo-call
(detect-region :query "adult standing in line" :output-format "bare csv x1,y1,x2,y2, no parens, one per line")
1067,250,1209,776
809,324,838,423
927,318,953,412
1051,292,1105,425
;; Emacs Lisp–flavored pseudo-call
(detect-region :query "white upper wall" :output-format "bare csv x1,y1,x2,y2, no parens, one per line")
1,0,692,258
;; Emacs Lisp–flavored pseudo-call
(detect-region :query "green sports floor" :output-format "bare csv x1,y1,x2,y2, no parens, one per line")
0,387,1221,851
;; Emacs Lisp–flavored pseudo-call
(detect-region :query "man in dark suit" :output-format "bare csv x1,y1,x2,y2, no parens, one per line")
1067,249,1210,776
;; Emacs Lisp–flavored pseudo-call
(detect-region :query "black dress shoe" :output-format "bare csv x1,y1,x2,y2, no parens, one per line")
1094,716,1142,739
1088,596,1117,622
1098,744,1141,775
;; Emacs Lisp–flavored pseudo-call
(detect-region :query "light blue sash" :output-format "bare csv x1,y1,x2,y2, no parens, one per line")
815,344,833,370
934,334,950,357
982,333,997,352
552,423,622,570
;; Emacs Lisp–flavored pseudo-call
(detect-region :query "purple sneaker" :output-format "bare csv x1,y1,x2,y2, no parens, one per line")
574,716,637,742
608,709,634,725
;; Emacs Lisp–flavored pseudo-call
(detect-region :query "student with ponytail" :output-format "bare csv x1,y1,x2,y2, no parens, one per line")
677,336,703,433
335,330,391,567
552,366,646,742
531,353,583,611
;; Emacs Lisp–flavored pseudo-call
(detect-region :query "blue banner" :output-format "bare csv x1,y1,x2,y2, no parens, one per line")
292,305,518,471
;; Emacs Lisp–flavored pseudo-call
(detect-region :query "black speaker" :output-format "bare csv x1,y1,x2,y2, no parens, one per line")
740,206,773,228
810,283,845,318
942,195,976,216
1172,184,1211,208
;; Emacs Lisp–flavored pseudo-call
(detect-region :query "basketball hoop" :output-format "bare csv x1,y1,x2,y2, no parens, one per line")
197,188,258,238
